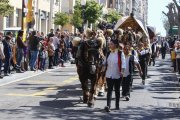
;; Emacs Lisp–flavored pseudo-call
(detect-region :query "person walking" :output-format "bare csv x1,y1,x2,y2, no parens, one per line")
161,38,169,59
150,39,158,66
122,45,142,101
137,42,149,85
103,40,126,112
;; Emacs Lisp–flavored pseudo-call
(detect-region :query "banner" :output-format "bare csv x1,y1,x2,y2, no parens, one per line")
22,0,34,41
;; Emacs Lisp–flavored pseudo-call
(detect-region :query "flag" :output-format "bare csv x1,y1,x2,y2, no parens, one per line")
22,0,34,41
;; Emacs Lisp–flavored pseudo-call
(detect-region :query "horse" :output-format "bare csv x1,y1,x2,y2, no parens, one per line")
75,37,104,107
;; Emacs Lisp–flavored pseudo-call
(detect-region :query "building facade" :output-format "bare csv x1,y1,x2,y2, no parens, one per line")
0,0,61,35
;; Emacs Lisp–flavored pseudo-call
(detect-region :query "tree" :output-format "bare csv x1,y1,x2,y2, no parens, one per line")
104,9,121,23
71,1,83,31
0,0,13,16
54,12,70,29
162,15,170,34
84,0,103,24
172,0,180,36
72,0,103,31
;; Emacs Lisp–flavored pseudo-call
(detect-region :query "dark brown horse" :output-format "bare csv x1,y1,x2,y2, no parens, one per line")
76,38,104,107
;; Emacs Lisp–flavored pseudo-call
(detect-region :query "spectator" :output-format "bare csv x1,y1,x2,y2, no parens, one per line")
48,37,55,69
16,30,26,72
0,32,5,78
175,41,180,74
29,31,41,71
53,31,60,66
3,36,12,76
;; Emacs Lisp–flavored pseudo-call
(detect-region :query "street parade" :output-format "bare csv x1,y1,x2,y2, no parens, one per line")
0,0,179,120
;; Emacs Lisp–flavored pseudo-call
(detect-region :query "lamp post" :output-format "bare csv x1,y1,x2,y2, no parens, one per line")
81,0,86,33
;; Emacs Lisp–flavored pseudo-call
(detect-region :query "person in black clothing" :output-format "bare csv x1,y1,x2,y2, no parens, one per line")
48,29,54,40
161,38,169,59
28,31,41,71
3,36,12,76
150,39,158,66
137,42,149,85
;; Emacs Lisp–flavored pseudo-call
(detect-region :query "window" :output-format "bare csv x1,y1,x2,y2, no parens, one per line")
6,16,10,28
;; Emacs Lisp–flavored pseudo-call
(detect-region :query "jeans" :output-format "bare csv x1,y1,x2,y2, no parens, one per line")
17,48,24,66
4,57,11,74
106,78,121,108
29,50,39,70
40,58,46,70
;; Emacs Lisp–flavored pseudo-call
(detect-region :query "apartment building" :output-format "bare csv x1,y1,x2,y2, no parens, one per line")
0,0,61,34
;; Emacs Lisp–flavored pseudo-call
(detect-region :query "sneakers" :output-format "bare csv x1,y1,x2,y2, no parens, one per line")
104,106,111,112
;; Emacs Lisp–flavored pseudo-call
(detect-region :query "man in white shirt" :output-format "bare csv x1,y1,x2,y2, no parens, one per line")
122,45,142,101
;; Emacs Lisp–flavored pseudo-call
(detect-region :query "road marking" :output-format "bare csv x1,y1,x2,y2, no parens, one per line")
0,66,76,87
5,75,79,97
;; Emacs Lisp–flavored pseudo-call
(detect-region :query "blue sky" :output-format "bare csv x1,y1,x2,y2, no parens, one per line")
148,0,172,36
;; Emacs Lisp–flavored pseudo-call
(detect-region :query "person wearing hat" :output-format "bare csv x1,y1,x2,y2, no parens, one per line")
103,39,126,112
3,35,12,76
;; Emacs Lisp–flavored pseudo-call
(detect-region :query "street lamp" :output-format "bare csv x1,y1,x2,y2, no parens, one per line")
81,0,86,33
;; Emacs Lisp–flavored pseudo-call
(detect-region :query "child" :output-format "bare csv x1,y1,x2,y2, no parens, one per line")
58,48,65,67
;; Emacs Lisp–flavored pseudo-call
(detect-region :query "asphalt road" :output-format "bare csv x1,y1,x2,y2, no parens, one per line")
0,56,179,120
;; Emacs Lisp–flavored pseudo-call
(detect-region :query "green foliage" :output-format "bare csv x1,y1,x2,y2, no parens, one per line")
73,0,103,25
54,12,70,27
85,0,103,24
71,1,83,29
0,0,13,16
104,10,121,23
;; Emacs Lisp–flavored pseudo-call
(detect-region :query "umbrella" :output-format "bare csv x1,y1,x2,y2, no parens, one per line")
114,14,149,37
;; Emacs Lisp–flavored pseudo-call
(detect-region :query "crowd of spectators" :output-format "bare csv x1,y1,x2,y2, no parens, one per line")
0,29,74,79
